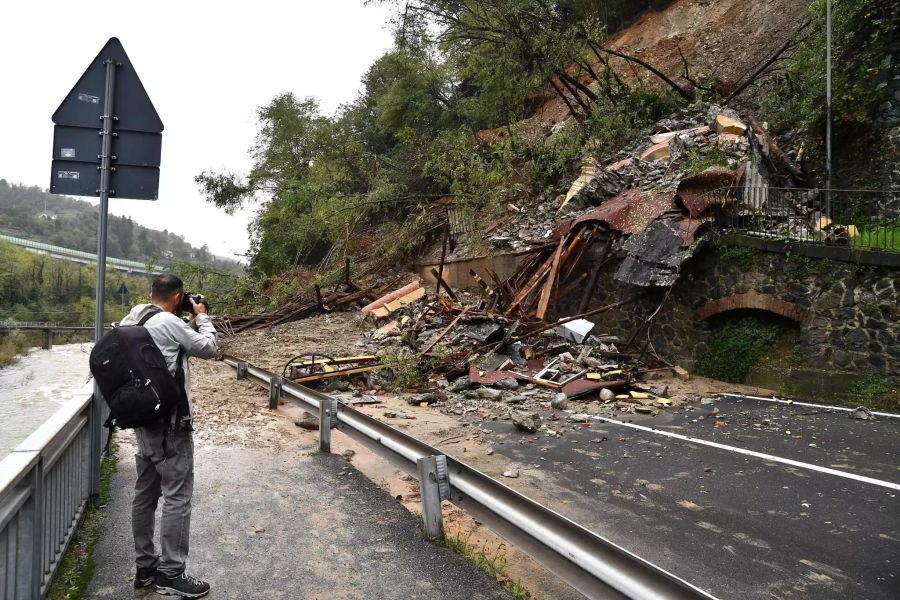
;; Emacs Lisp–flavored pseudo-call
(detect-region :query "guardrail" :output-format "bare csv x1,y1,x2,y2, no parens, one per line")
221,355,717,600
0,381,106,599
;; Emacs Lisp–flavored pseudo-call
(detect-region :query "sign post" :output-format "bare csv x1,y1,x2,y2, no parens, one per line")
50,37,164,342
50,38,163,501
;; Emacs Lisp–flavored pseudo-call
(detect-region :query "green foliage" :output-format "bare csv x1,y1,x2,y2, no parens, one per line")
0,180,235,270
0,331,33,368
378,346,449,391
850,373,895,405
197,1,681,279
759,0,897,180
585,89,677,152
717,245,756,269
695,314,797,383
685,145,730,175
0,241,151,326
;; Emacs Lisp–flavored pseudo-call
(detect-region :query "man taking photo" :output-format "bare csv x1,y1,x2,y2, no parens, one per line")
118,274,217,598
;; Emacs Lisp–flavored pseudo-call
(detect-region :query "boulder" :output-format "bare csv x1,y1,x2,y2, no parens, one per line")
551,393,569,410
512,411,542,433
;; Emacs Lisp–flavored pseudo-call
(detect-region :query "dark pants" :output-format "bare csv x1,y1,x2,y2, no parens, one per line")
132,426,194,577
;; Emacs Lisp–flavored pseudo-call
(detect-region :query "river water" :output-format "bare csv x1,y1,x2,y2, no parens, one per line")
0,342,94,458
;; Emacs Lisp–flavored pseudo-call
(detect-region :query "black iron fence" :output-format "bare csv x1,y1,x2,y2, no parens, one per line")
706,187,899,253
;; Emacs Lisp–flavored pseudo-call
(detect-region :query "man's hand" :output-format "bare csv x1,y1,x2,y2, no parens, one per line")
190,296,207,316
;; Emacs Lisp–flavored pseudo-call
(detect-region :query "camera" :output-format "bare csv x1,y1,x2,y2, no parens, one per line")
179,291,210,315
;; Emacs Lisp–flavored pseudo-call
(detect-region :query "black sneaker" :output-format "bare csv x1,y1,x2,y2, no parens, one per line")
134,566,158,588
154,572,211,598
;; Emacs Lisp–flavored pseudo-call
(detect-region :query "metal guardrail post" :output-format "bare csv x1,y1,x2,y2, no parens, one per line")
236,361,248,380
26,458,45,599
319,397,337,453
417,455,450,539
268,376,283,410
89,388,102,502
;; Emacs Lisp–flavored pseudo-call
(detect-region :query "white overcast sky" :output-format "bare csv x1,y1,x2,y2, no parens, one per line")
0,1,395,260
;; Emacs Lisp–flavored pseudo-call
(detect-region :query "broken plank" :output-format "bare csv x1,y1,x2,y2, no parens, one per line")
419,307,470,356
536,237,566,320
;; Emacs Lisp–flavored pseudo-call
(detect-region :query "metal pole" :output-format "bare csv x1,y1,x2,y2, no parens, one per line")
95,58,117,343
825,0,832,216
90,57,118,502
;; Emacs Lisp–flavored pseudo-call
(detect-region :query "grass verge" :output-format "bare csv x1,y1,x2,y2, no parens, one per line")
45,437,118,600
437,529,543,600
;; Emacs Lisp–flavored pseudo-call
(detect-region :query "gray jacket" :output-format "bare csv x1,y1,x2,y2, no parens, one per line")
119,303,218,417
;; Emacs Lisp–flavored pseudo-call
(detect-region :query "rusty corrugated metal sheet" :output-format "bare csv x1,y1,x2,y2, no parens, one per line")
675,167,738,218
556,189,675,237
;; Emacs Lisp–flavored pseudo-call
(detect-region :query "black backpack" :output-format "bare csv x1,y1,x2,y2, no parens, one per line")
89,308,187,429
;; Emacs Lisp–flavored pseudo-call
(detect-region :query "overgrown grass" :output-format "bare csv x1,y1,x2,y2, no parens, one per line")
45,438,118,600
849,374,899,411
695,314,799,383
853,221,900,252
438,529,533,600
685,145,730,175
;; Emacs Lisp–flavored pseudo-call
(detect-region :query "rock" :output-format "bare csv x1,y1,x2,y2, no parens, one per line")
502,468,520,478
849,406,874,420
569,413,592,421
551,393,569,410
700,397,715,405
342,449,356,461
599,388,616,402
407,392,438,406
449,377,471,393
650,385,669,398
507,395,526,404
293,412,319,430
512,412,542,433
634,406,658,415
492,378,520,391
673,366,690,381
477,387,504,400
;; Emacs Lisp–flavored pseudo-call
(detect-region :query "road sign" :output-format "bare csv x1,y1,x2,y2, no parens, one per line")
49,37,163,351
117,283,129,296
50,37,163,200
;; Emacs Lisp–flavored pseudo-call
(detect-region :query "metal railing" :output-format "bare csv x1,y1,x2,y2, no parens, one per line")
221,355,718,600
707,187,899,252
0,381,105,600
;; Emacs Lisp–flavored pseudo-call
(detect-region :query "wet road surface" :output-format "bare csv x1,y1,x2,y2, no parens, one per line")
483,395,899,599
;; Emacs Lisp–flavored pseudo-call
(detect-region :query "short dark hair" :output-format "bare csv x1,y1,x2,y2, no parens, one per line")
151,274,184,298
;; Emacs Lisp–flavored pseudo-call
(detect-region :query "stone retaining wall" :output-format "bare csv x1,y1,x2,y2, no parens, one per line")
559,243,899,384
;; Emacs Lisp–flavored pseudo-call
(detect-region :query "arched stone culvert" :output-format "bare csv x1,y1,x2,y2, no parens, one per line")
695,291,810,325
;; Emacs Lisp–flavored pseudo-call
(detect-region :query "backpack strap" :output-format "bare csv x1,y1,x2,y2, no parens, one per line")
137,306,164,327
173,346,192,429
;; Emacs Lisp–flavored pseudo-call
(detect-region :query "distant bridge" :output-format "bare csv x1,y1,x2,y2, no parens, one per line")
0,320,109,349
0,233,166,275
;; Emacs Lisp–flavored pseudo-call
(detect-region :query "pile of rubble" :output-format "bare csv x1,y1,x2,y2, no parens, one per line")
247,277,691,436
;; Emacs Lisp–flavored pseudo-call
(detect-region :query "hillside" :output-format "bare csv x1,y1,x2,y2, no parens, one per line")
0,179,237,270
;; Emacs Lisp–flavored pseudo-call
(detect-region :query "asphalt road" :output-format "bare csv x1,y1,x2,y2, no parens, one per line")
87,438,513,600
483,395,900,599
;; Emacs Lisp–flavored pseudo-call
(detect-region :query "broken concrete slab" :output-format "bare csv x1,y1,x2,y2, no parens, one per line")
640,141,671,162
715,114,747,136
555,318,595,344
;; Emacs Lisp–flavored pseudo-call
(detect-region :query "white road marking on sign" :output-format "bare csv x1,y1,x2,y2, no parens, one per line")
718,393,900,419
572,412,900,491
